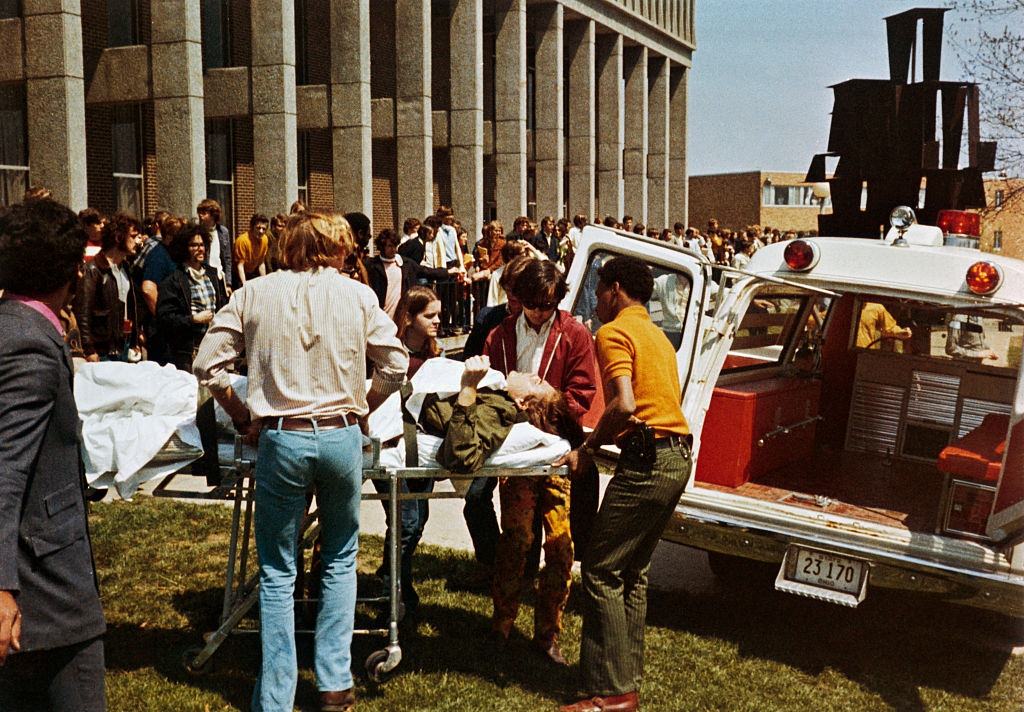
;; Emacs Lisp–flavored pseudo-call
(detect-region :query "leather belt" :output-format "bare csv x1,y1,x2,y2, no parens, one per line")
654,434,691,450
266,414,355,432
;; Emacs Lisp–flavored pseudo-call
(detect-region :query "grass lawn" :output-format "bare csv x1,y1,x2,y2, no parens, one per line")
90,497,1024,712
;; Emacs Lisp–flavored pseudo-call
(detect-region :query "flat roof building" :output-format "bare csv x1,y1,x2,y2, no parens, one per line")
688,171,831,234
0,0,695,242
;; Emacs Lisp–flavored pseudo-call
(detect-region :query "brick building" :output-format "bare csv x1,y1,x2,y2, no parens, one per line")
687,170,831,234
978,177,1024,260
0,0,695,243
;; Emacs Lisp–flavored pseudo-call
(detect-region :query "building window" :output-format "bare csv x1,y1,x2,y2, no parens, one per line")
111,105,144,217
994,189,1004,208
202,0,231,70
297,131,309,206
762,183,820,207
0,84,28,207
0,0,19,20
107,0,139,46
295,0,308,84
993,230,1003,251
205,119,234,233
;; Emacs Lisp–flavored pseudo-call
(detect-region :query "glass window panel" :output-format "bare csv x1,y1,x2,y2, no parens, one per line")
0,84,27,168
294,0,308,84
0,0,18,20
111,105,141,175
1,169,28,207
202,0,230,69
207,182,233,235
205,120,232,181
107,0,138,46
723,285,812,372
114,176,143,217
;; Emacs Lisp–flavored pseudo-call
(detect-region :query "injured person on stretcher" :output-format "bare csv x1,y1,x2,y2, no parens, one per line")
369,356,581,659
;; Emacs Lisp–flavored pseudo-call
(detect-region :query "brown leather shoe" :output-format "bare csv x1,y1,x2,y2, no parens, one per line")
532,638,568,666
559,691,638,712
320,688,356,712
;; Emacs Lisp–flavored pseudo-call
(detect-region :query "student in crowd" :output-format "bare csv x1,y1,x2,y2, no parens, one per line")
196,199,233,292
233,214,270,287
78,207,106,262
367,229,451,321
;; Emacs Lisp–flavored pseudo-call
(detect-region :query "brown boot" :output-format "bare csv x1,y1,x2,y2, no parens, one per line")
320,688,356,712
559,691,638,712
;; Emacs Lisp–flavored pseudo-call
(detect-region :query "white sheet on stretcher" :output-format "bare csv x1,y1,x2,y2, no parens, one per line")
75,362,203,499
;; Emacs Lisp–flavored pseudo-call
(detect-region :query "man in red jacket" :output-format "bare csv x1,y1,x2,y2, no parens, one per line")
481,259,596,664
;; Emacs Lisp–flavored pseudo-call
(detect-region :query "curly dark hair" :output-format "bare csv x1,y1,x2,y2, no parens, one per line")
167,222,209,265
597,255,654,303
0,199,87,295
510,258,567,305
101,212,142,251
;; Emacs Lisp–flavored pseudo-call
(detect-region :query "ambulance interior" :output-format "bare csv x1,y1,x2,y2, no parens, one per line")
696,284,1023,542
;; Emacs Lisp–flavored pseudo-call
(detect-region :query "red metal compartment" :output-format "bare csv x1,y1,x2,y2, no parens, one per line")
696,377,822,487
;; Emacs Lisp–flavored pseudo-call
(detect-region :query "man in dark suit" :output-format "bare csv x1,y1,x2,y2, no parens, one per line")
0,199,107,712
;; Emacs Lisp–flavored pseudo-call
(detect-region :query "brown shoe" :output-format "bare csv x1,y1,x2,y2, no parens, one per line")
320,688,356,712
559,691,638,712
532,638,567,666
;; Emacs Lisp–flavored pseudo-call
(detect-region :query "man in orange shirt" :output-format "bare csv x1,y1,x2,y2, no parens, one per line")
556,256,691,712
233,214,270,287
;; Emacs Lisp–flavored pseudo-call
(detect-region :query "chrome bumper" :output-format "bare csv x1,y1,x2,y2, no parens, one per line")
664,509,1024,618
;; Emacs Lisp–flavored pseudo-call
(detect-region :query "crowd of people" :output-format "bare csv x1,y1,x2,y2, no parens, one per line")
0,185,813,712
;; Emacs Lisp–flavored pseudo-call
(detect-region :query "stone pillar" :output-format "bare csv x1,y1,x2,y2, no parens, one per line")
23,0,87,210
596,33,623,221
151,0,206,216
493,0,526,228
532,3,563,221
251,0,298,217
449,0,483,245
668,63,688,226
565,19,595,221
647,55,670,231
395,0,433,223
331,0,372,215
623,45,647,225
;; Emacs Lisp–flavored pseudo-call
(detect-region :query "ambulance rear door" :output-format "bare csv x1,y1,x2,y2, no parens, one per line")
986,353,1024,546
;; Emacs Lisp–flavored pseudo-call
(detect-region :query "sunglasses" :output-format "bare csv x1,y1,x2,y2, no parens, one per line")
522,299,557,311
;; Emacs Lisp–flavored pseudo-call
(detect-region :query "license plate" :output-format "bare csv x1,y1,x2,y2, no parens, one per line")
775,546,869,606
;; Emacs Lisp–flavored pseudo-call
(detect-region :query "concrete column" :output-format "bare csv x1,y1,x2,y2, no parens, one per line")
647,55,670,231
449,0,483,244
151,0,206,216
395,0,433,223
331,0,372,215
565,19,595,221
623,45,647,225
596,33,623,221
251,0,298,216
23,0,87,211
668,62,688,226
493,0,526,228
532,3,563,221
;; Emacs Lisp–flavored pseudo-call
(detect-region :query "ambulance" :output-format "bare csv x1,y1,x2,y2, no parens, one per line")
564,207,1024,616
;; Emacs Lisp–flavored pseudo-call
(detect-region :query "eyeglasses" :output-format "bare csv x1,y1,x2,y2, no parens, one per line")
522,299,557,311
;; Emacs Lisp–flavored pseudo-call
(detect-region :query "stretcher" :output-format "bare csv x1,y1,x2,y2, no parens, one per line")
182,435,568,681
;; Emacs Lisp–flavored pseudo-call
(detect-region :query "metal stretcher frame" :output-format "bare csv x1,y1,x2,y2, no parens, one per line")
182,437,567,682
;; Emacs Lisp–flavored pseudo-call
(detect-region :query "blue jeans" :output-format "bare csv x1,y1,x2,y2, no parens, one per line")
251,423,362,712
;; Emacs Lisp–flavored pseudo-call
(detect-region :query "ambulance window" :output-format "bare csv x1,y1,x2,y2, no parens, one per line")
853,298,1024,371
723,285,812,372
570,249,692,350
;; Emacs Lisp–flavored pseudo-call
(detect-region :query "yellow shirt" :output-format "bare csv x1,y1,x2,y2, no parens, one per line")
595,304,689,439
856,302,899,349
233,231,269,275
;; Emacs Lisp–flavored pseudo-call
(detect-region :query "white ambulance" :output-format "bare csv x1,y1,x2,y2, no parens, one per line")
564,208,1024,616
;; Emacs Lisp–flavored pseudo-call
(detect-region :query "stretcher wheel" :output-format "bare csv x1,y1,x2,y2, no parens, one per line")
183,646,215,675
365,649,394,682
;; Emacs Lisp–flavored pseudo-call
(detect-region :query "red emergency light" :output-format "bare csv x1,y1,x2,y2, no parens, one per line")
783,240,818,271
936,210,981,237
965,261,1002,295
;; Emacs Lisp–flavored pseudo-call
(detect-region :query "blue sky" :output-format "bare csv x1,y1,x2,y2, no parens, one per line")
688,0,961,175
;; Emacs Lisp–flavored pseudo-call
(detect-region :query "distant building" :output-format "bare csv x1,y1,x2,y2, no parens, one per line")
0,0,696,241
688,171,831,233
978,177,1023,260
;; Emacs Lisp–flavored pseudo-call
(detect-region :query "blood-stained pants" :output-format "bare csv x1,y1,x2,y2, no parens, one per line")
491,474,573,643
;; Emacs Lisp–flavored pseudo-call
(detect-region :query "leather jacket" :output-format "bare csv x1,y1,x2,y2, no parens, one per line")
73,252,139,358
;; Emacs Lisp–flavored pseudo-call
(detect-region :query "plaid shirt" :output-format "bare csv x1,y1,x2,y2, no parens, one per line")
186,266,217,315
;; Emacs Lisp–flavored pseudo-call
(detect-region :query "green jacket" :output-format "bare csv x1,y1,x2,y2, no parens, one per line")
419,388,525,473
